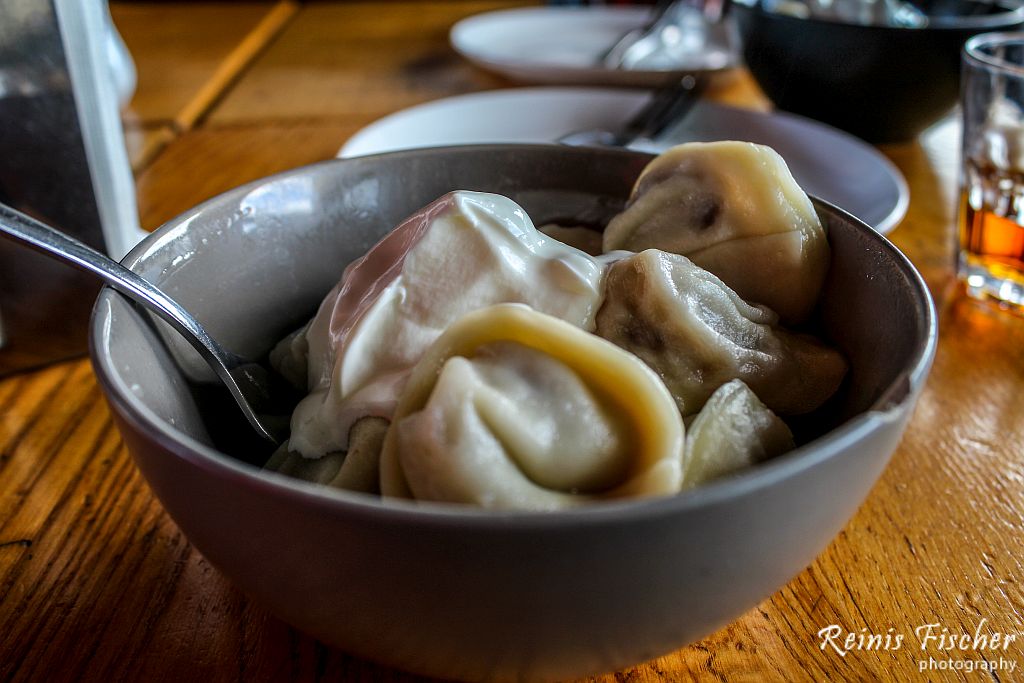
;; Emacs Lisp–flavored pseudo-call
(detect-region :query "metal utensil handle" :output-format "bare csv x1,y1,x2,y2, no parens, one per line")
0,203,234,369
0,203,280,443
599,0,678,66
616,74,707,145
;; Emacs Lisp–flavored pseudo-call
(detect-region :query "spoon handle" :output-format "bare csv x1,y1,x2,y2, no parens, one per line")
0,203,282,443
0,203,228,362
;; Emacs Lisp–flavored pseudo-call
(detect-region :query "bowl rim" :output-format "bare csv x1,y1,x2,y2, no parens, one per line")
89,144,938,529
732,0,1024,30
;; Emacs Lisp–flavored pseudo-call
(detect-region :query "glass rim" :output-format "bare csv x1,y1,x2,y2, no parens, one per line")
964,31,1024,78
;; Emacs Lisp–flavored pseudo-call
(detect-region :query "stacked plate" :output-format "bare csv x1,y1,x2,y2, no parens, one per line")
449,6,740,87
338,7,909,235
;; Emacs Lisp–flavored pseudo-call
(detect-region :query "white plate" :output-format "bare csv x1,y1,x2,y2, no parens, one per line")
450,6,739,88
339,88,909,235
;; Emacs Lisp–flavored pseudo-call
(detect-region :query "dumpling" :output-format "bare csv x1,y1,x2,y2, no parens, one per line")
379,304,685,510
595,249,847,417
286,191,606,457
683,380,794,488
602,141,829,324
264,416,390,494
268,323,309,391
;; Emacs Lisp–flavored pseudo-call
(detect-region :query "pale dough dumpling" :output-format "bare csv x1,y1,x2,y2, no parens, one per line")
602,141,829,324
379,304,686,510
268,323,309,391
683,380,794,488
596,249,847,417
264,417,390,494
285,191,607,458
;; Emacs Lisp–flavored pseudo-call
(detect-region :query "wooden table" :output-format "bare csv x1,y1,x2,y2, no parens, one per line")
3,2,1022,681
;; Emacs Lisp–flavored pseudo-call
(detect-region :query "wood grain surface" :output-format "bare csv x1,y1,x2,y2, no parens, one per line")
111,1,282,127
2,2,1023,681
207,0,529,124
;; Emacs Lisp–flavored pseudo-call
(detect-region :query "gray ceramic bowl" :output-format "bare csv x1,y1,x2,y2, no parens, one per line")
89,145,936,682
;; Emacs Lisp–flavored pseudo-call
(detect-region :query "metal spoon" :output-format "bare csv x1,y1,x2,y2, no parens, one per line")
0,203,290,444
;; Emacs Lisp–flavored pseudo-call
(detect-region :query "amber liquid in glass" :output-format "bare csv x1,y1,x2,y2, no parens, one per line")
959,157,1024,305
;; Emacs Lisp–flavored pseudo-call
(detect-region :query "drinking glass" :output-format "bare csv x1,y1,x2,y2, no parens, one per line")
959,32,1024,309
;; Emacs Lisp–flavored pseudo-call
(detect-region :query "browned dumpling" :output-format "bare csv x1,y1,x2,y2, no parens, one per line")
596,249,847,417
602,141,830,324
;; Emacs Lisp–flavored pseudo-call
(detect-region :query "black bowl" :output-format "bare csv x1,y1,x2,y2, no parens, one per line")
733,0,1024,143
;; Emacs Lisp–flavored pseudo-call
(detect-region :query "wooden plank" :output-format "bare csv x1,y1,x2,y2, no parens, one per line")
174,1,300,130
110,1,281,126
208,1,532,124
